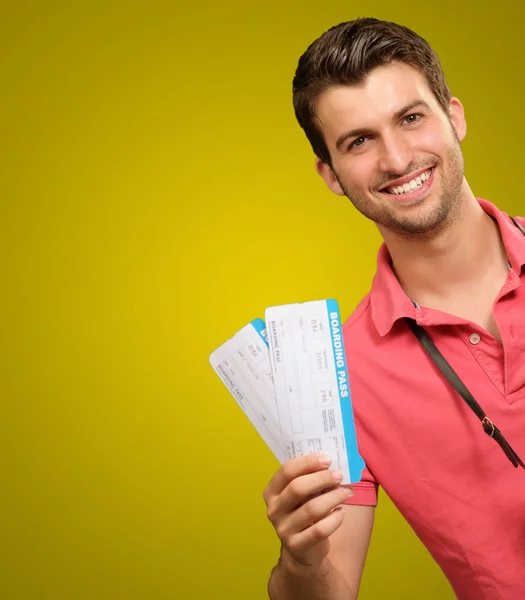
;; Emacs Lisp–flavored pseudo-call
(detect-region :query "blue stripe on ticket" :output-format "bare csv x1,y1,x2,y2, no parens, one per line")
326,299,365,483
251,318,268,346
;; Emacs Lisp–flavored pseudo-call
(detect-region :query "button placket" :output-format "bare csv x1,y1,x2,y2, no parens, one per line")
462,327,505,397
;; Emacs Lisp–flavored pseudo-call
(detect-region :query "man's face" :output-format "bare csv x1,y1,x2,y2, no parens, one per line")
315,62,467,238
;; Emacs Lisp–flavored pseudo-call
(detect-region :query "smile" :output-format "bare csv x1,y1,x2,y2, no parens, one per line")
379,167,435,204
385,168,433,195
382,169,432,196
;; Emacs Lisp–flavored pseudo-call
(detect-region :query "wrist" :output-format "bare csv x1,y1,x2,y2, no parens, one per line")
280,546,329,578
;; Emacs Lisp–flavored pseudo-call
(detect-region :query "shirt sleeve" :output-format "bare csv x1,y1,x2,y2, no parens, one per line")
343,463,378,507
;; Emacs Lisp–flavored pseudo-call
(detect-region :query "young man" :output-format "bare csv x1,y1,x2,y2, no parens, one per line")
263,18,525,600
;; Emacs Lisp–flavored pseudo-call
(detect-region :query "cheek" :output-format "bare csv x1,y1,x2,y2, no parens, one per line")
415,130,444,152
340,157,377,190
415,123,456,155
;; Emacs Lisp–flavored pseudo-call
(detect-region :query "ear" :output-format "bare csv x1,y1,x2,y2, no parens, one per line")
315,158,346,196
448,97,467,142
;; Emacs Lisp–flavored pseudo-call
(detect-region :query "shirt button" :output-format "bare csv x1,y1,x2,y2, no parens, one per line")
469,333,481,345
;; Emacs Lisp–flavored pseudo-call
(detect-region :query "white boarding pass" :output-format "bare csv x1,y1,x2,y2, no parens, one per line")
265,300,364,484
209,319,286,463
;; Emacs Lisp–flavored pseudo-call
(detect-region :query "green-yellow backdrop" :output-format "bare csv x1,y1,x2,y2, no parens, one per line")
1,1,522,598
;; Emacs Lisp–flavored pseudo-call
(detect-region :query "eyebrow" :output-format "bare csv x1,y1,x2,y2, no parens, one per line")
334,99,432,152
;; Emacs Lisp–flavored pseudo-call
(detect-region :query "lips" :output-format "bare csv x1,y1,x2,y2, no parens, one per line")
386,168,432,195
379,167,435,203
378,166,435,195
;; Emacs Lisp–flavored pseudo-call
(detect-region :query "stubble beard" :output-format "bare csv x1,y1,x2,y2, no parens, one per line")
335,138,465,241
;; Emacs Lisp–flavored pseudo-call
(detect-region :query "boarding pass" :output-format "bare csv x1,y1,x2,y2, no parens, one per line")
209,301,364,484
265,300,364,484
208,318,287,463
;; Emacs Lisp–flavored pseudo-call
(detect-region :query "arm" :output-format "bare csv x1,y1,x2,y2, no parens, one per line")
269,504,374,600
264,454,375,600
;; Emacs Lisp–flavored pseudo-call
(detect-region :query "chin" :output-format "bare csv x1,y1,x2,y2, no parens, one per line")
395,208,451,236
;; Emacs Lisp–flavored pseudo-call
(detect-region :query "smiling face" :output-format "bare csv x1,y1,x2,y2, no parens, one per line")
315,61,467,238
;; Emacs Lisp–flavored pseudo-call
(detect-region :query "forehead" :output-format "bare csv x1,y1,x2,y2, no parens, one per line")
315,62,439,144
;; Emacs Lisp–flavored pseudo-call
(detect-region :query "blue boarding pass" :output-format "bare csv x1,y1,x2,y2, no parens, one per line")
265,299,364,484
209,319,286,463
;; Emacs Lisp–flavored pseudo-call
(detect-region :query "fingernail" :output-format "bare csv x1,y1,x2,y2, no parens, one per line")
332,470,343,481
343,486,354,497
318,454,332,466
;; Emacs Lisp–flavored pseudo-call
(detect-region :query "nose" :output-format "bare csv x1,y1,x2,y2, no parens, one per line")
377,132,413,175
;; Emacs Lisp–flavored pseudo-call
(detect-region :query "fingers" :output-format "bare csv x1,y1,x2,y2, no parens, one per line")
286,504,346,559
277,485,353,539
278,468,346,515
264,453,333,500
262,455,354,568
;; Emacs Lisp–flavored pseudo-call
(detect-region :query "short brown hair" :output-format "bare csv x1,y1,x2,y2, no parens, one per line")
292,18,452,166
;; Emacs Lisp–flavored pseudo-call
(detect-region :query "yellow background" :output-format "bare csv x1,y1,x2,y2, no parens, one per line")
1,1,522,599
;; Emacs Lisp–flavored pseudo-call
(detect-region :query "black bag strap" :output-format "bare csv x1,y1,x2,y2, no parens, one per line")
511,216,525,235
404,216,525,469
405,318,525,468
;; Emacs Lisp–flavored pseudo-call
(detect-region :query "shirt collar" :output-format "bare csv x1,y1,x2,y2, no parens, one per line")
369,198,525,337
481,199,525,273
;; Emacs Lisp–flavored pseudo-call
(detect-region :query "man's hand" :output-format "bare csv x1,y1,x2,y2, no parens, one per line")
263,454,353,570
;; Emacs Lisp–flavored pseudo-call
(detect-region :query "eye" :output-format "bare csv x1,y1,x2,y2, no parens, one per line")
404,113,421,124
348,136,368,151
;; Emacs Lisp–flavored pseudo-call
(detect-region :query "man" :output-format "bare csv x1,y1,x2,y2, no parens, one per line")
263,18,525,600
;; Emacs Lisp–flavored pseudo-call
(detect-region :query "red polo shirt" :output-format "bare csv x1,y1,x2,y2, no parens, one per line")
343,200,525,600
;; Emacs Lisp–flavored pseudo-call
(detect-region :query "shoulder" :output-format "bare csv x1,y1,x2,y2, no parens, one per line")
343,294,372,334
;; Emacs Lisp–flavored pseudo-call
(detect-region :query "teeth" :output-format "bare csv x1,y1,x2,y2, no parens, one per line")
387,169,432,195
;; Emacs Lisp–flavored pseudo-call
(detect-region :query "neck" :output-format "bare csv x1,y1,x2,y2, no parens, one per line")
379,184,508,303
